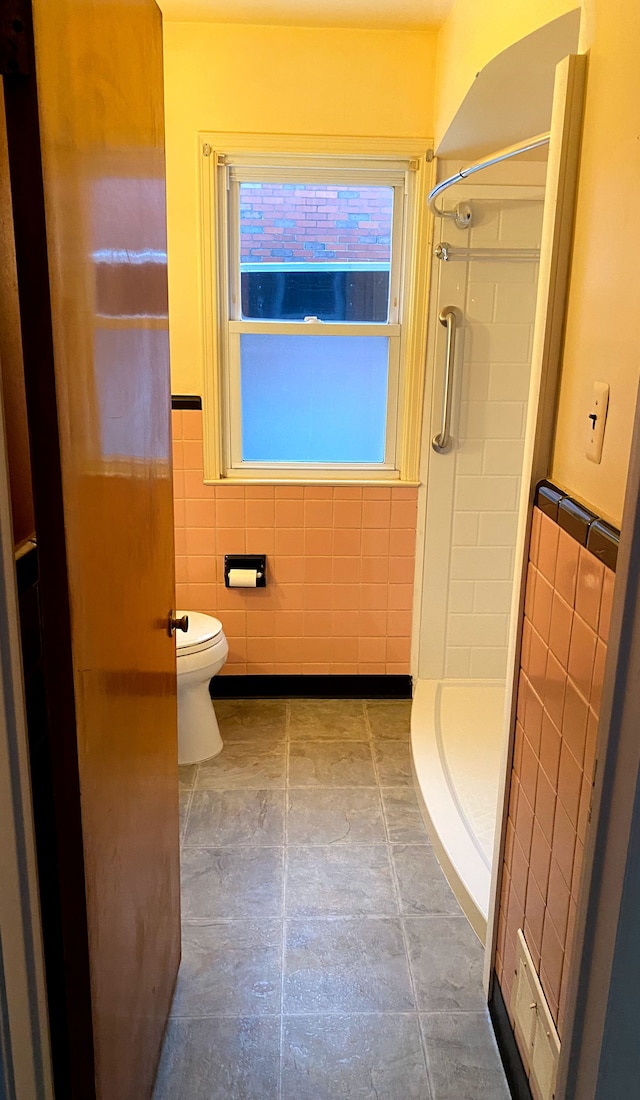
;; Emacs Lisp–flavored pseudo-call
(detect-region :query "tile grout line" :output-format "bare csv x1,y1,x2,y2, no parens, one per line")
170,702,502,1099
188,783,430,792
365,701,437,1100
179,913,465,925
361,699,372,742
389,863,437,1099
167,1009,487,1019
180,785,195,847
364,703,392,852
278,700,292,1100
362,704,390,857
178,786,192,942
167,1008,493,1021
416,1013,437,1100
182,842,391,850
180,843,432,850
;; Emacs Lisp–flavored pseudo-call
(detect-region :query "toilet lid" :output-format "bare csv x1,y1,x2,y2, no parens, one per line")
176,610,223,656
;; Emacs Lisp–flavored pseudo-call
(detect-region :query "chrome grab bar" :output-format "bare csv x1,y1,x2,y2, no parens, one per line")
432,307,460,454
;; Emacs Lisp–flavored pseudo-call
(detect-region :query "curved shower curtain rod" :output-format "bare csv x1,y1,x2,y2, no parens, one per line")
428,132,551,227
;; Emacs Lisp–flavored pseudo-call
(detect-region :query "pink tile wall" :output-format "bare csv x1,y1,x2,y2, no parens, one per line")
496,505,614,1038
172,409,418,675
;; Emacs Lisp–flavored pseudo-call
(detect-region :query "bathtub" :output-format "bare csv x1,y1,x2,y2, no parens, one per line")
410,678,506,942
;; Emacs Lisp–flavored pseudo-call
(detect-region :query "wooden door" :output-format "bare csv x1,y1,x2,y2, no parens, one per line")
2,1,180,1098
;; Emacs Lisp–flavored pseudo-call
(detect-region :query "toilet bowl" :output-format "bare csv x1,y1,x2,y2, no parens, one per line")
176,610,229,765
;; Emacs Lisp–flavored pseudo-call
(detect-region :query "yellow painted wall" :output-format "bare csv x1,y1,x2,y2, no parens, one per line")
437,0,639,525
166,4,639,524
434,0,577,148
550,0,640,526
163,22,437,395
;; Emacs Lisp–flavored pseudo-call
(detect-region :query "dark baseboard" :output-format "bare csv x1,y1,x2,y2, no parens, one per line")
210,674,412,699
489,977,533,1100
171,394,202,410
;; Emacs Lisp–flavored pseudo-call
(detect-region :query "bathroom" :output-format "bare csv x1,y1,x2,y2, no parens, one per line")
160,1,620,1095
1,0,639,1098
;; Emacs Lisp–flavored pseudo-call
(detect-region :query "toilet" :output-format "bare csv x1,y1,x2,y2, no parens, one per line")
175,610,229,765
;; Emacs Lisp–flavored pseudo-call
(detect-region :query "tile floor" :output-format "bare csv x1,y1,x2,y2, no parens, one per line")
153,698,510,1100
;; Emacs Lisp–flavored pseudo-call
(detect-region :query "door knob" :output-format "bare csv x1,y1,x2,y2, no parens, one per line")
168,612,189,636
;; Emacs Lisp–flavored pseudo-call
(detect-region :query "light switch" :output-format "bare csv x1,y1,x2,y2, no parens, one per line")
586,381,609,464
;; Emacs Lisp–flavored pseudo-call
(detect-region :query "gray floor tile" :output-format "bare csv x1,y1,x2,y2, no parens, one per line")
184,790,285,847
366,699,412,740
404,917,485,1011
179,764,197,791
286,845,397,917
153,1016,280,1100
181,847,284,920
281,1014,431,1100
171,921,282,1017
195,740,286,789
286,787,385,845
165,697,505,1100
284,917,414,1013
373,741,413,786
215,699,287,743
392,845,460,915
288,740,376,787
179,791,191,840
381,787,429,843
288,699,368,740
421,1012,510,1100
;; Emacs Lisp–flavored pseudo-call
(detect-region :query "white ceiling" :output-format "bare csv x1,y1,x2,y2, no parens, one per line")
158,0,454,30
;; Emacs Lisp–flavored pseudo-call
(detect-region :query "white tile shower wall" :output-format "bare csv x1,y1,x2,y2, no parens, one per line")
442,199,543,680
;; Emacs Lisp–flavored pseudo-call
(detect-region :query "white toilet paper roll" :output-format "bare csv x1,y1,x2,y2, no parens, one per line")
228,568,258,588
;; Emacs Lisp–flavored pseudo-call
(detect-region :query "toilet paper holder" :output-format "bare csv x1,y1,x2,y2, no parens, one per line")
224,554,267,588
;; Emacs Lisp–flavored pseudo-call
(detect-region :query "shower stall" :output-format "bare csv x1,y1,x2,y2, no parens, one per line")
412,144,548,938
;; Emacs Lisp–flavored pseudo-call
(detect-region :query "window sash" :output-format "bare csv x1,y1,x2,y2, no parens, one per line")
227,174,406,326
228,322,401,336
225,327,401,474
222,168,406,474
227,158,409,180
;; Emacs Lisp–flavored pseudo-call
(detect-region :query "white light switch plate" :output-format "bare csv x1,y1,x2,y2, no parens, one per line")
586,381,609,463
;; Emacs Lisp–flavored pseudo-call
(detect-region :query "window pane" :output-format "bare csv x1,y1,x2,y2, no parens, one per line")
240,334,389,463
239,183,392,322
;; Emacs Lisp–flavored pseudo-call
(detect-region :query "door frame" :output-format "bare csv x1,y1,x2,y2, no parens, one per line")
484,52,588,985
2,1,179,1094
556,376,640,1098
0,394,53,1099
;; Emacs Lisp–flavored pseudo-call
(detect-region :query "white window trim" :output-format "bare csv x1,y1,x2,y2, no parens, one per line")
198,132,434,484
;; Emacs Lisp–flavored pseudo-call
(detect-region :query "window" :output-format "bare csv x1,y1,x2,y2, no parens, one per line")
200,138,430,482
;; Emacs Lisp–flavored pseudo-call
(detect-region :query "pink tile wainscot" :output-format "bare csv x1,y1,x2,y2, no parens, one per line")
496,503,614,1040
172,409,418,675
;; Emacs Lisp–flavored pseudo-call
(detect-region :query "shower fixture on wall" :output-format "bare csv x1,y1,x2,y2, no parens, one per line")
427,132,550,228
439,201,473,230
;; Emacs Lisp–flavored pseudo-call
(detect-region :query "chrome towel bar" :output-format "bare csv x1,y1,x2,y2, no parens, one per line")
435,242,541,263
